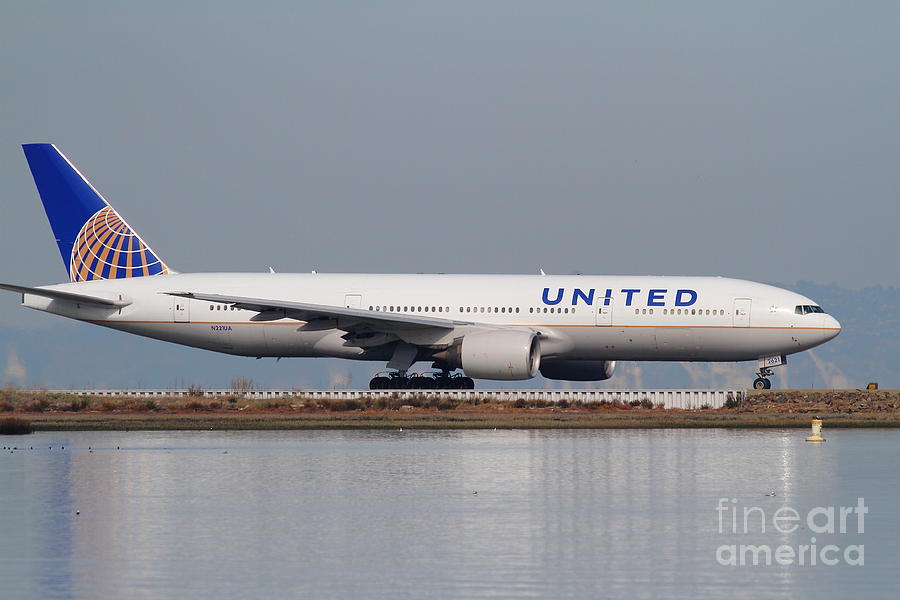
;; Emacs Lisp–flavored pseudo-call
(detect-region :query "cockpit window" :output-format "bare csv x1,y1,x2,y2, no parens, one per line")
795,305,825,315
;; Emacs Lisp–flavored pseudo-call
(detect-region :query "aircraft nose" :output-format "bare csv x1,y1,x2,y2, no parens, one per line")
823,315,841,340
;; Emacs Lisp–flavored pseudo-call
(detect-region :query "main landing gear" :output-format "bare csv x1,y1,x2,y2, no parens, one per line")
753,367,774,390
369,371,475,390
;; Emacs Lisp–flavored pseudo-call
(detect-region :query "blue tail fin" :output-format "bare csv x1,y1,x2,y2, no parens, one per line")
22,144,171,282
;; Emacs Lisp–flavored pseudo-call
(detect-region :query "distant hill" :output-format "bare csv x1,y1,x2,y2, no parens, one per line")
787,281,900,389
2,282,897,390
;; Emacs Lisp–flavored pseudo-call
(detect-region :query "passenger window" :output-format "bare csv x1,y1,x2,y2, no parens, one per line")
543,308,548,313
649,309,653,315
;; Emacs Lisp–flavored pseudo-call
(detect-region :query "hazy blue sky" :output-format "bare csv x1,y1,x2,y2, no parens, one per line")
1,2,897,388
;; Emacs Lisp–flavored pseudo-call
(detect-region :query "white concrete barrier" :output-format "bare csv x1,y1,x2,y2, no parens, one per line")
40,388,741,409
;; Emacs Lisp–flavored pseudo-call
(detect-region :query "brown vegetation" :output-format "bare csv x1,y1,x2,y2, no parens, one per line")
0,388,896,431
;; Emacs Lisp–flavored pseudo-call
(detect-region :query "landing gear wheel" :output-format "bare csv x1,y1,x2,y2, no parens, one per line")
457,377,475,390
369,376,390,390
753,366,774,390
753,377,771,390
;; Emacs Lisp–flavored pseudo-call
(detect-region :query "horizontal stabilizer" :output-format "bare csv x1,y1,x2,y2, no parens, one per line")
0,282,131,307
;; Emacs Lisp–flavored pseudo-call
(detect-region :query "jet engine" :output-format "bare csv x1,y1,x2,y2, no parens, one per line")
435,330,541,380
539,359,616,381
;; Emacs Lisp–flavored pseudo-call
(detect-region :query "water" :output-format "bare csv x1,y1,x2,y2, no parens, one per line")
1,429,897,599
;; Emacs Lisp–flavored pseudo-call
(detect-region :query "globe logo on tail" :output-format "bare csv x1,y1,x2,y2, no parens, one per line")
70,206,169,282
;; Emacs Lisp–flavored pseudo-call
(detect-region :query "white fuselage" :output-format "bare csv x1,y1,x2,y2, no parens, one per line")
22,273,841,364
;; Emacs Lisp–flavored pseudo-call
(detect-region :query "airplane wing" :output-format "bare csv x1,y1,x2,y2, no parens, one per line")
0,282,131,308
164,291,464,331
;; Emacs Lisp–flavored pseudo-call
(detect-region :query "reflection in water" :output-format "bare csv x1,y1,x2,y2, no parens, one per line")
0,429,896,599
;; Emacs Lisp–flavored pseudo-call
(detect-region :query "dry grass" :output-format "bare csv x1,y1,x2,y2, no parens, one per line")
0,389,896,431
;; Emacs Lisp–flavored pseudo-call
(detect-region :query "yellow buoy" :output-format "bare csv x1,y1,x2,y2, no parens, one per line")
805,418,826,442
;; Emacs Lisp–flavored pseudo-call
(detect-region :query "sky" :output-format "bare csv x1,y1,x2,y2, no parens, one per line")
0,2,897,389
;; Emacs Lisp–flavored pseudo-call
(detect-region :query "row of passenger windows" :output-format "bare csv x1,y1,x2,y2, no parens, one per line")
370,305,451,313
634,308,727,316
369,305,521,314
208,303,729,317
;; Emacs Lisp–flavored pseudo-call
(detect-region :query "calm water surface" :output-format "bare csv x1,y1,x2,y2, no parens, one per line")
1,429,897,599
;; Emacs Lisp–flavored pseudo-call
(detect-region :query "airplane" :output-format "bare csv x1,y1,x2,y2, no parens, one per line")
1,144,841,390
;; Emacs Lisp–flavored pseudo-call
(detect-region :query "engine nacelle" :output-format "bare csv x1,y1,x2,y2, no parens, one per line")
539,359,616,381
437,330,541,380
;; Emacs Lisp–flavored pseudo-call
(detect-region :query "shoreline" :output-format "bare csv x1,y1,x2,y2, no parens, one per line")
2,389,898,431
11,410,900,431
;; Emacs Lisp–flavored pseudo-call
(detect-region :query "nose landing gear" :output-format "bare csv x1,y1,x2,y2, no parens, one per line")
753,367,774,390
751,355,786,390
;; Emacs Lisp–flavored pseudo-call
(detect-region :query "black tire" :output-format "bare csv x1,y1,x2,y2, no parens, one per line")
369,377,389,390
460,377,475,390
753,377,771,390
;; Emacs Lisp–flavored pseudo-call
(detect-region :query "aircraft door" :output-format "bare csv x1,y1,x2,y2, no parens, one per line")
173,297,190,323
733,298,751,327
344,294,362,309
595,294,612,326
